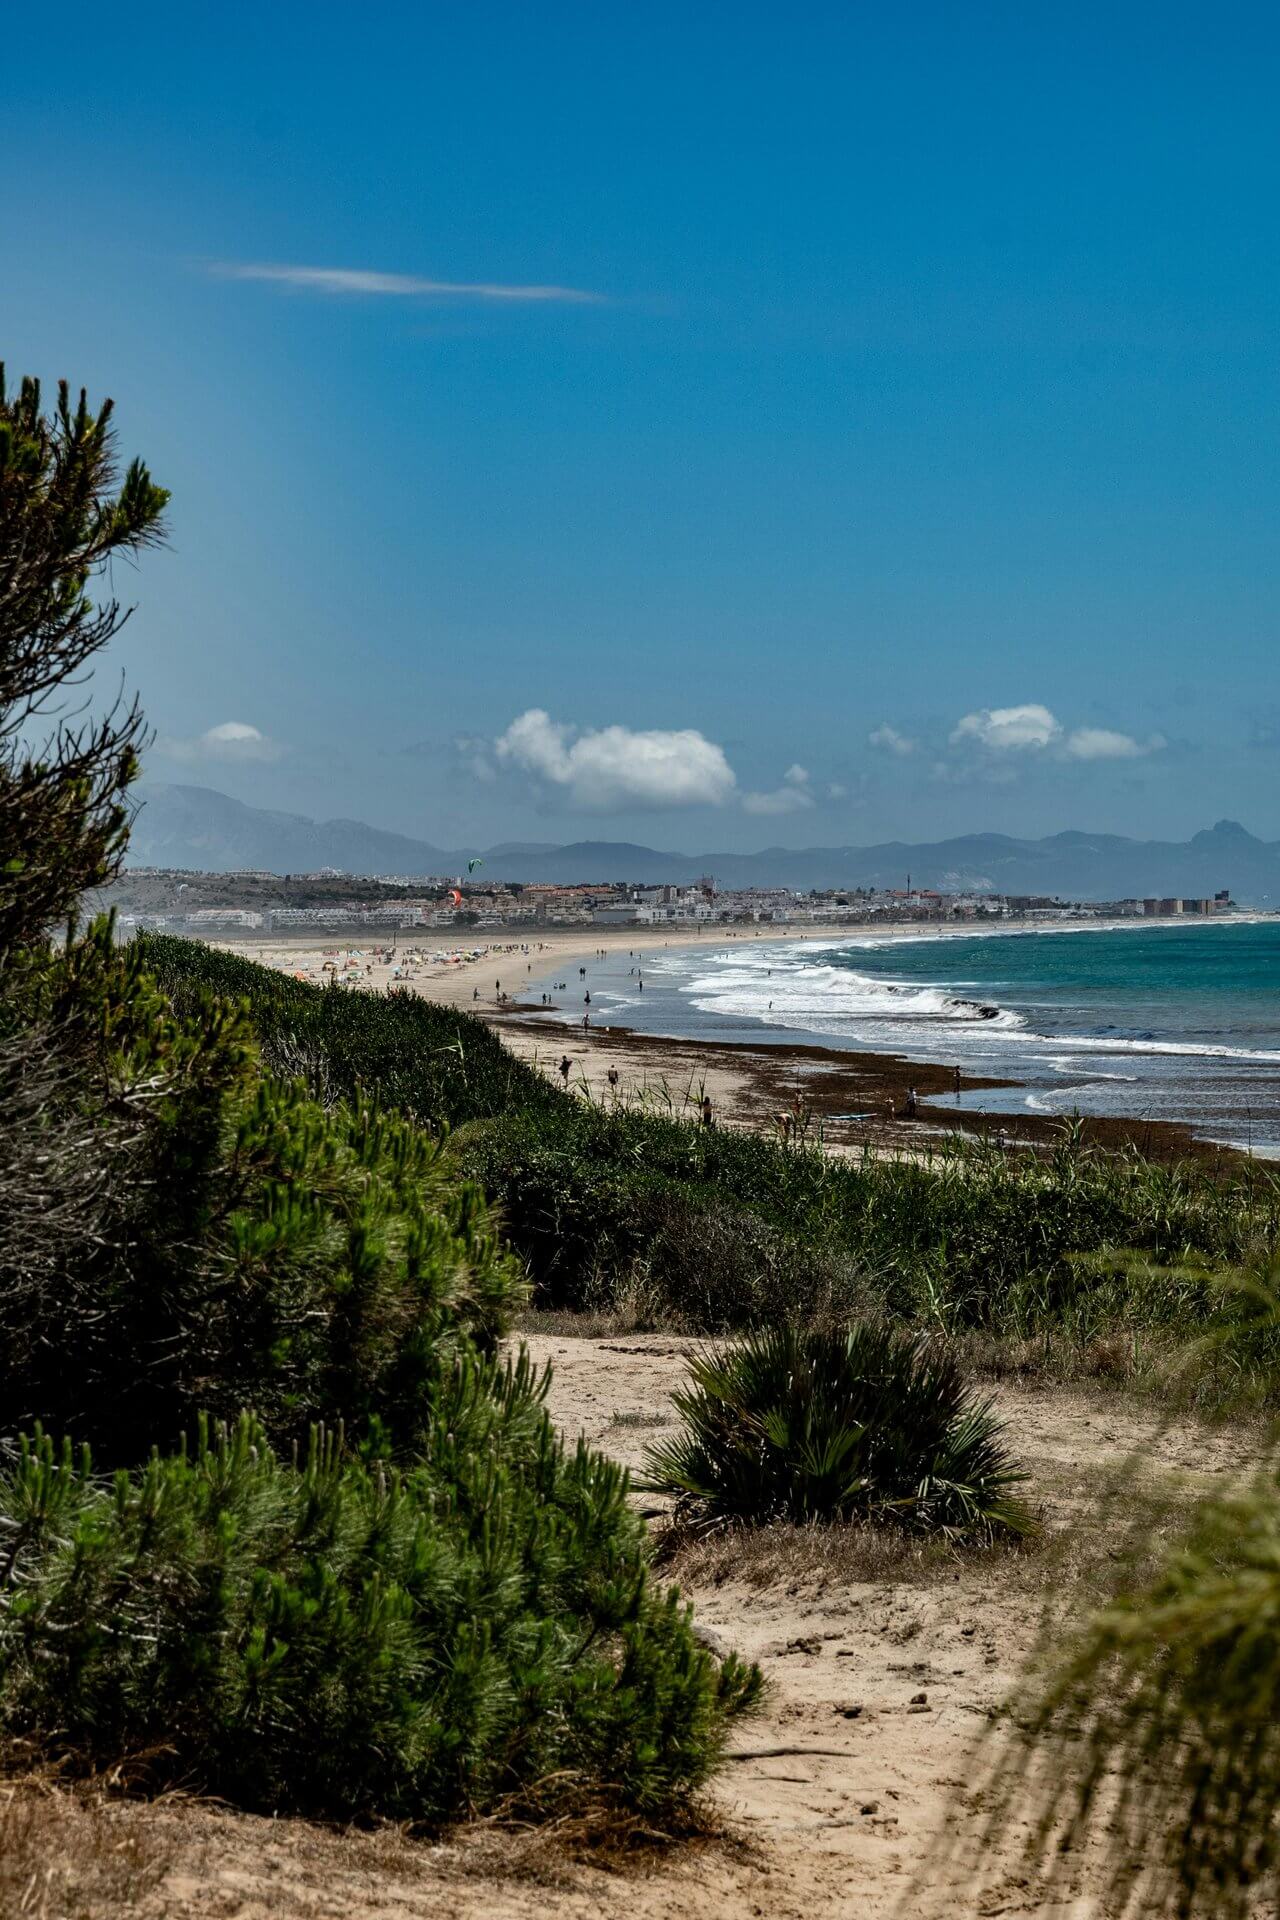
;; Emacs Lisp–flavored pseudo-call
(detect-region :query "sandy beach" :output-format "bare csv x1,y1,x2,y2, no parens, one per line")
214,923,1226,1161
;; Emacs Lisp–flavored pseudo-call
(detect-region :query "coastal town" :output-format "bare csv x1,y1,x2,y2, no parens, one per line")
106,867,1239,939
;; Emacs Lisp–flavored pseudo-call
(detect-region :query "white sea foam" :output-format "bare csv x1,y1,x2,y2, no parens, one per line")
679,957,1024,1036
1024,1031,1280,1065
652,939,1280,1068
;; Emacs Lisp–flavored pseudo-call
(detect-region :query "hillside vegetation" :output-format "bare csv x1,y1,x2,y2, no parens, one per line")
0,371,758,1826
142,936,1280,1393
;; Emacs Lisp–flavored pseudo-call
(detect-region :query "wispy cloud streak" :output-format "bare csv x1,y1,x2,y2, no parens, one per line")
210,262,606,304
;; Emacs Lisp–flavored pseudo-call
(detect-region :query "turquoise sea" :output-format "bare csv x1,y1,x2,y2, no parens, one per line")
556,921,1280,1153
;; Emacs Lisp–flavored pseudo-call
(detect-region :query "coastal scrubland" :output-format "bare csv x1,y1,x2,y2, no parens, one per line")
6,366,1280,1917
136,909,1280,1916
0,371,754,1848
139,934,1280,1410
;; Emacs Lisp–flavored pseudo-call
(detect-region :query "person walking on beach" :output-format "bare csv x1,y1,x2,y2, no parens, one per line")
701,1093,714,1128
607,1065,619,1097
583,1013,590,1032
954,1064,962,1098
559,1055,572,1085
903,1086,918,1119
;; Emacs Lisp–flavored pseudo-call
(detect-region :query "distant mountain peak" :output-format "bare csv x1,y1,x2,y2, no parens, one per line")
1193,818,1260,847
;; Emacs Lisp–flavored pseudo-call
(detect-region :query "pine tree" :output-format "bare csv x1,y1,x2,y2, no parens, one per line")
0,368,167,957
0,369,762,1824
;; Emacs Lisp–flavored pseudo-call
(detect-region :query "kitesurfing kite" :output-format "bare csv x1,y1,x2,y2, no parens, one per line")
467,858,482,874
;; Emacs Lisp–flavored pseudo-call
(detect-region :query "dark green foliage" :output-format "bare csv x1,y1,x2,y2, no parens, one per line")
0,369,167,955
462,1104,1280,1346
0,924,524,1464
0,927,763,1818
456,1106,884,1326
137,933,558,1129
0,1411,760,1822
647,1324,1030,1537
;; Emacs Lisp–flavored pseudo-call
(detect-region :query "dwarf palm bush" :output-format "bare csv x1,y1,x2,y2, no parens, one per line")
646,1324,1030,1539
0,1410,760,1821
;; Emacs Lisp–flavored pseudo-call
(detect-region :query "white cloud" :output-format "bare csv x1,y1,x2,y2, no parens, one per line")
211,263,604,304
868,724,917,757
827,781,848,799
157,720,282,764
1064,727,1166,760
495,709,737,810
743,764,814,815
742,787,814,816
740,783,809,814
950,703,1062,752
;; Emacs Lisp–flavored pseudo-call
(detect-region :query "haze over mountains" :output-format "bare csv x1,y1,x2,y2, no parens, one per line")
129,784,1280,905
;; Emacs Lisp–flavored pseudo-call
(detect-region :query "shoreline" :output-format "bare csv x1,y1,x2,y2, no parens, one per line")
492,1000,1232,1164
208,924,1266,1164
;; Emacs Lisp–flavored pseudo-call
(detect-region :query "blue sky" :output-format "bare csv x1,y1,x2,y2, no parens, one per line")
8,1,1280,849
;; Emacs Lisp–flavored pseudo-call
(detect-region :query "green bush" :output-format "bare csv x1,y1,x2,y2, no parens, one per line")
0,1410,760,1822
457,1107,883,1328
646,1324,1031,1539
1,925,524,1464
462,1104,1280,1352
0,929,764,1818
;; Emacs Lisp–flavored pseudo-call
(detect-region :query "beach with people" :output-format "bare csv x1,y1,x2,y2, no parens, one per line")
215,915,1274,1162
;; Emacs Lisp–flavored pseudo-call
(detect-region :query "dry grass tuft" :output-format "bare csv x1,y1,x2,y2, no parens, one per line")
0,1772,174,1919
660,1515,1020,1591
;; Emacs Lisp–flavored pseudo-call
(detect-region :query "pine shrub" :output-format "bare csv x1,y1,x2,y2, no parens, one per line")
1,925,523,1462
646,1323,1031,1539
0,1410,760,1821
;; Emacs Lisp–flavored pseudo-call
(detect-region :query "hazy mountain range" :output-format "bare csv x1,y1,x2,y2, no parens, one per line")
127,784,1280,904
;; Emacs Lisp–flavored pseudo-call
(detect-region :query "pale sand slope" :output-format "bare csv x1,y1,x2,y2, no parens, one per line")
51,1334,1261,1920
216,925,817,1120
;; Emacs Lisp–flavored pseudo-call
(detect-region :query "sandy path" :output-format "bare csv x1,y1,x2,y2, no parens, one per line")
45,1331,1260,1918
515,1331,1260,1918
